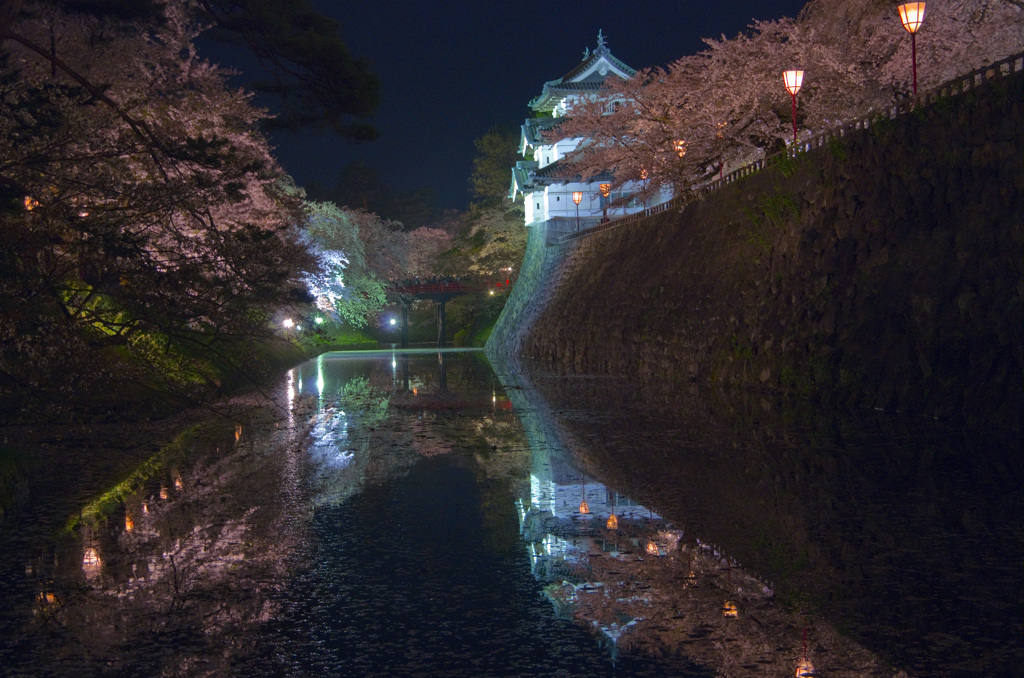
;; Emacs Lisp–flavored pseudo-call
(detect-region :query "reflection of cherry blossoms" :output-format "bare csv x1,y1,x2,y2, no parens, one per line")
20,413,313,675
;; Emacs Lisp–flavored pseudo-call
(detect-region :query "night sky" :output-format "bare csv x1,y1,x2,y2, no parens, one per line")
260,1,810,210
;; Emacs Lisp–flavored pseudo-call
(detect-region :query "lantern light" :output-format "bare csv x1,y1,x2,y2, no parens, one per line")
579,499,590,514
606,513,618,530
673,139,686,158
783,70,804,143
897,3,927,94
898,2,926,33
571,191,583,205
783,70,804,96
599,183,611,198
646,540,659,555
722,600,739,618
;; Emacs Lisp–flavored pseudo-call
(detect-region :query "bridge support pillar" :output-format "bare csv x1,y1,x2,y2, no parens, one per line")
400,303,409,348
437,301,446,348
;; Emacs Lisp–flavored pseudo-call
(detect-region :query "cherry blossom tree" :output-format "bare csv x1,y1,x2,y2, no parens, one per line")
544,0,1023,200
0,1,316,407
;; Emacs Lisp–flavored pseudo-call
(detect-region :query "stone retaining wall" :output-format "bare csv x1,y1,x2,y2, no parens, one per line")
487,72,1023,430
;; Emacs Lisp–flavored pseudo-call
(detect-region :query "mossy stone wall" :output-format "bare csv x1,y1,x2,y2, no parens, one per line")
488,74,1023,430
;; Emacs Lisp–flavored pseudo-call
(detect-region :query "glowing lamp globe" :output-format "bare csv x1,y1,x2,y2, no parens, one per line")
572,191,583,205
783,70,804,96
606,513,618,530
796,658,815,677
898,2,926,33
599,183,611,198
579,499,590,514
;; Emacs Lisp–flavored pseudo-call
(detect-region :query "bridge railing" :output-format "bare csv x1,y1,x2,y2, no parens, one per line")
393,278,516,297
551,51,1024,246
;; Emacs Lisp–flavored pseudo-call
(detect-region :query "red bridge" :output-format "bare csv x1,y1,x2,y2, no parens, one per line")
389,277,515,348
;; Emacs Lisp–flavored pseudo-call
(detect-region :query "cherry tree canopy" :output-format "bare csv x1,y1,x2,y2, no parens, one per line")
0,1,317,406
545,0,1024,198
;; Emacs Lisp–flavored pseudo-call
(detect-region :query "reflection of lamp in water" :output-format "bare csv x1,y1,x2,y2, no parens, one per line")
722,601,738,618
796,627,813,677
159,485,168,500
579,478,589,514
606,512,618,530
125,515,134,532
83,547,101,568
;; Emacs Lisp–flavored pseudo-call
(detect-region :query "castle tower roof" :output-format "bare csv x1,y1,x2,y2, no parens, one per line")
529,30,637,113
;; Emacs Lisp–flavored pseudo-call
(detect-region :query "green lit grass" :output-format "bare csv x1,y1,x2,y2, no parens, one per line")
63,424,202,534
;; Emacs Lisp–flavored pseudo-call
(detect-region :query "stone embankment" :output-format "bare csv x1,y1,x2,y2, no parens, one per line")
488,65,1022,431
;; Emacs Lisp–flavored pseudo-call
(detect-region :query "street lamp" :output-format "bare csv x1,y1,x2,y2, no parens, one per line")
572,190,583,232
783,70,804,144
897,3,926,95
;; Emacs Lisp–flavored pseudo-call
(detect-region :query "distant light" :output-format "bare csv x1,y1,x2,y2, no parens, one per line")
489,290,495,295
572,191,583,205
722,601,738,618
315,317,324,324
606,513,618,530
296,325,302,331
646,541,659,555
796,658,814,677
673,140,686,158
599,183,611,197
24,196,39,211
390,318,397,326
579,499,590,514
125,516,134,532
282,318,294,328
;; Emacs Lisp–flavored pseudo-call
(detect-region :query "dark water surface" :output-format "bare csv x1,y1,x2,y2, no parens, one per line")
0,349,1019,676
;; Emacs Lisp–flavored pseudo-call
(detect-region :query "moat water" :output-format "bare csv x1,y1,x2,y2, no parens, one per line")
0,349,1019,676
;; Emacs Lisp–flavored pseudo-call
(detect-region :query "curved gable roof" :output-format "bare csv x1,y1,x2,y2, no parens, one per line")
529,31,636,113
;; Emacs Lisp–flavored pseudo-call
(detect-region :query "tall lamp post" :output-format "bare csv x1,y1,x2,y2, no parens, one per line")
599,183,611,222
572,190,583,231
897,3,926,95
783,70,804,144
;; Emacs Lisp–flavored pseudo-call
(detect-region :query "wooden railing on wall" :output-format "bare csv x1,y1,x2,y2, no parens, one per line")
551,52,1024,246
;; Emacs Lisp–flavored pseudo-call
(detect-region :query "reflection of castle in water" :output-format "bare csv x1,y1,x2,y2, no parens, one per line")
499,363,893,676
519,446,675,583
